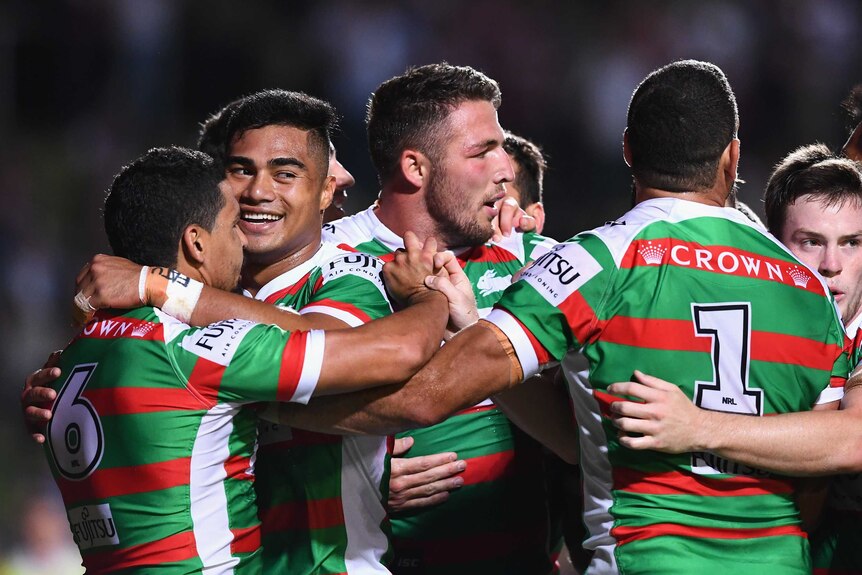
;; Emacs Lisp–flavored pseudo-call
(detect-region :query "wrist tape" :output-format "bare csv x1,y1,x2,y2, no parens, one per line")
143,267,203,323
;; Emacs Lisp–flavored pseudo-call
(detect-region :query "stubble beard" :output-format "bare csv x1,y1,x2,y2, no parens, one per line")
426,168,494,250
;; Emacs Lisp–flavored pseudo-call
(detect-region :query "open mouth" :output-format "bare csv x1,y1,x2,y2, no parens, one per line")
241,212,283,224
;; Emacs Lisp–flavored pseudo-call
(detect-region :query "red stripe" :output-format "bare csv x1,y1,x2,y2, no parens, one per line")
57,457,191,505
83,530,197,573
84,387,209,416
79,313,164,342
262,271,313,305
277,332,307,402
558,290,600,345
260,497,344,532
601,316,843,371
459,450,516,486
831,376,847,389
301,298,372,324
611,522,805,546
186,358,225,407
612,466,794,497
621,238,827,296
230,524,261,554
453,403,496,417
458,244,520,265
224,454,254,480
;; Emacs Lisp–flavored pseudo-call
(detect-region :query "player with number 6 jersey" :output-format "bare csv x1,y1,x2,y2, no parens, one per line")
486,197,849,573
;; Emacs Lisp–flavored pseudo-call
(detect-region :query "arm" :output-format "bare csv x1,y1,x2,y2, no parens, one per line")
492,368,579,464
608,370,862,476
275,319,521,434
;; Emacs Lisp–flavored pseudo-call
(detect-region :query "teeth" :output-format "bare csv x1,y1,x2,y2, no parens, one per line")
242,213,282,222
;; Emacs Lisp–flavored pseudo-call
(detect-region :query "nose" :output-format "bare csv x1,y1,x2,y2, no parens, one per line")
819,245,843,278
239,172,274,203
494,150,515,185
331,158,356,192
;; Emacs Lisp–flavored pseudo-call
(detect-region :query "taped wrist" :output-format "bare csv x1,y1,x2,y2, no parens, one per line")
144,267,203,323
479,319,524,385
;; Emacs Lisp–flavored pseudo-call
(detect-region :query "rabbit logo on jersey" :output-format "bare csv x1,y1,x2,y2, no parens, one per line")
520,243,602,304
182,318,256,366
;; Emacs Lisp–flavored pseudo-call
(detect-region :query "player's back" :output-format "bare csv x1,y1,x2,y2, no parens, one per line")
45,308,266,574
490,197,849,574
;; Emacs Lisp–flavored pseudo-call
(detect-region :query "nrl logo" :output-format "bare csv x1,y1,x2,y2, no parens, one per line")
638,241,666,265
476,269,512,297
787,266,810,288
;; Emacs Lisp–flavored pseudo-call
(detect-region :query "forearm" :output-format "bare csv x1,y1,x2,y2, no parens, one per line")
283,320,520,434
493,369,579,464
190,286,326,330
694,404,862,476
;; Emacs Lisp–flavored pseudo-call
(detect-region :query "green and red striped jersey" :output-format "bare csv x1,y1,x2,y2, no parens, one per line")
487,198,850,575
45,307,323,574
252,242,394,575
325,207,561,575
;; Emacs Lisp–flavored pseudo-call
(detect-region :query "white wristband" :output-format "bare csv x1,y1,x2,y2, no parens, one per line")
138,266,149,305
161,276,204,324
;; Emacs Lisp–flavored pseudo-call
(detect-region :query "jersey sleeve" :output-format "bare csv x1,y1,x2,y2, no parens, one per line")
815,327,852,405
301,252,392,326
167,318,324,405
485,236,614,379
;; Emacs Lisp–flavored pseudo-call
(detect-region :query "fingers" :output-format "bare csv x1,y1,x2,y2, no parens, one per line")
388,452,467,512
606,380,661,403
392,436,414,457
496,197,520,238
45,350,63,369
432,250,457,272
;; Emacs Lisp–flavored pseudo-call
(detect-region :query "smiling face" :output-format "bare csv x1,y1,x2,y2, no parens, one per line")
425,100,513,248
780,194,862,323
225,124,334,284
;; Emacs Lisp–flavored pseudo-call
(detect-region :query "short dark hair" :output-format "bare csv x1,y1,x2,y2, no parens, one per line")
104,147,224,267
367,63,502,184
197,96,244,164
200,90,337,176
626,60,739,192
764,143,862,237
503,131,547,206
842,84,862,132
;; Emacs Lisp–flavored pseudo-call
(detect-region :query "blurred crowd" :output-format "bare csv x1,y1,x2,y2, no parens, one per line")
2,0,861,570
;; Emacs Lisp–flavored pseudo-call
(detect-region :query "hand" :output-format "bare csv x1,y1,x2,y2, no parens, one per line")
388,436,466,512
492,197,536,241
607,370,704,453
21,351,62,444
76,254,145,313
427,251,478,337
383,232,438,306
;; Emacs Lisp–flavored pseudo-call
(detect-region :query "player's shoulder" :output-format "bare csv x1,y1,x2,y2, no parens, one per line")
322,207,377,244
317,241,386,287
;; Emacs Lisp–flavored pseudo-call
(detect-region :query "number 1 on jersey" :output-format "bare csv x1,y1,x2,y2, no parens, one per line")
692,303,763,416
47,363,105,480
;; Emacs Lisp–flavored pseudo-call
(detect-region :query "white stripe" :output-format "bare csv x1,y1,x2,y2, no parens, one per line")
817,385,845,405
300,305,365,327
561,357,619,574
291,330,324,404
190,402,242,574
341,436,391,574
484,309,540,378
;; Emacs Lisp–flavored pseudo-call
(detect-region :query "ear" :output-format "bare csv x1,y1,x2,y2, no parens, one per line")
319,175,336,212
180,224,208,268
622,129,633,168
525,202,546,235
399,149,429,189
720,138,741,189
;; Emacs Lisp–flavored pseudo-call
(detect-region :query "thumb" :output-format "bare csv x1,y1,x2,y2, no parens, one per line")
392,436,413,456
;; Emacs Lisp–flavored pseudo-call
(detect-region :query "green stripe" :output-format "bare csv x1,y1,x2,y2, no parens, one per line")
262,524,348,574
395,408,516,459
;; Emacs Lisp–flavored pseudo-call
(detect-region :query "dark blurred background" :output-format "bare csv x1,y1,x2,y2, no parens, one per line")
1,0,860,570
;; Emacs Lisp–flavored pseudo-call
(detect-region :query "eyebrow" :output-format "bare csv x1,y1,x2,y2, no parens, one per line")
793,228,862,240
225,156,307,171
465,139,500,153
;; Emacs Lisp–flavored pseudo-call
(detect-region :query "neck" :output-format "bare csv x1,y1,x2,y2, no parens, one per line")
633,183,728,208
376,187,456,251
240,239,321,296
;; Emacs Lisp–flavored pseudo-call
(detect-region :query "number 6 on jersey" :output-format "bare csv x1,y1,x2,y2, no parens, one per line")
47,363,105,480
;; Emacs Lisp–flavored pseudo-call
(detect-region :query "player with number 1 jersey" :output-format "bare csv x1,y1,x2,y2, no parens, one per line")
486,198,850,574
46,307,325,574
253,241,394,575
324,206,561,575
